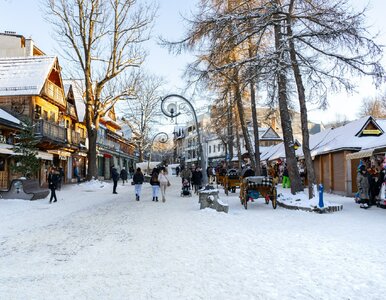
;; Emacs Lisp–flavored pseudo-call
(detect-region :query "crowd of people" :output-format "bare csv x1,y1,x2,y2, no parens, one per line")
356,158,386,209
48,156,386,209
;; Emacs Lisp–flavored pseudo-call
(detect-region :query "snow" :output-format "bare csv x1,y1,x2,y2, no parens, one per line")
0,108,23,125
1,176,386,299
278,185,340,209
0,56,56,96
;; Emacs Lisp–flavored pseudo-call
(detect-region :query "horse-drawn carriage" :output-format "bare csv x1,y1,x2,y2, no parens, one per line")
239,176,277,210
216,168,227,186
223,168,241,195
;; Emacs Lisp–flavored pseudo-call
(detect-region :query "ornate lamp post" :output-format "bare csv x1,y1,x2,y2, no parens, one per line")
160,94,207,184
147,132,168,175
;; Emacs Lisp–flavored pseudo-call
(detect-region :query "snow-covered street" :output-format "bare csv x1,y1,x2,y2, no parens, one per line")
1,176,386,300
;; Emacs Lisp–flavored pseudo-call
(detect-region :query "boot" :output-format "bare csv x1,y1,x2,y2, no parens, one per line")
136,195,140,201
156,197,158,202
152,197,155,201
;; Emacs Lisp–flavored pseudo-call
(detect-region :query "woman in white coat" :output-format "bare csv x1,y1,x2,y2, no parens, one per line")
158,168,170,202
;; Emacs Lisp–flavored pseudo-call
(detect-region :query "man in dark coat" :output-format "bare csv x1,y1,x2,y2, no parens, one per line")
112,167,120,194
48,166,60,203
120,167,128,185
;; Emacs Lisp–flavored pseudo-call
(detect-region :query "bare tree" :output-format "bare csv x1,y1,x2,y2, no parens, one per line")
46,0,155,179
119,72,165,162
358,95,386,118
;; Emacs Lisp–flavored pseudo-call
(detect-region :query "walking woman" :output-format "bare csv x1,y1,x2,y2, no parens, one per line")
158,168,170,202
133,167,145,201
150,171,160,202
48,166,59,203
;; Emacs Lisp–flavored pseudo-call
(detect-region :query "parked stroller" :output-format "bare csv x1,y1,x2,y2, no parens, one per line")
181,179,192,197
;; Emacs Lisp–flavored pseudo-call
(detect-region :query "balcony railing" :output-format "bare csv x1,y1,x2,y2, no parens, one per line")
42,81,66,107
34,119,66,143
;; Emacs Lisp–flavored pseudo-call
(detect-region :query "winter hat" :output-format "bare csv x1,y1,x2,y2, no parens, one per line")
357,160,364,171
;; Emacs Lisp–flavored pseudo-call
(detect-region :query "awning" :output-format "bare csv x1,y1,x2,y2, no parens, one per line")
47,150,72,157
36,151,53,161
346,149,374,160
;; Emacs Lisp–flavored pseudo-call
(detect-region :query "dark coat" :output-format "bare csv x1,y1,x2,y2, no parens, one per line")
192,170,203,185
48,173,59,189
112,168,120,182
150,175,160,186
133,172,144,184
120,169,128,180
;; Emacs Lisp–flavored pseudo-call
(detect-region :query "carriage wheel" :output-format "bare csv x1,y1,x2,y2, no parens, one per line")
271,188,277,209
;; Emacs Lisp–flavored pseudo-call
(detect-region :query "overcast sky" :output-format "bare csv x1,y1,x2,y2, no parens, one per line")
0,0,385,125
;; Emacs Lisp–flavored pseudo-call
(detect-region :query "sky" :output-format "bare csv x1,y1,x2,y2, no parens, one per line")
0,0,385,124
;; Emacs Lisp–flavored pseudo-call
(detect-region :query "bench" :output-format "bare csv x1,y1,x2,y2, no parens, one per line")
0,179,50,200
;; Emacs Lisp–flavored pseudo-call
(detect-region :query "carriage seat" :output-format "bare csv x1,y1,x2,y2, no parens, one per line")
244,176,273,187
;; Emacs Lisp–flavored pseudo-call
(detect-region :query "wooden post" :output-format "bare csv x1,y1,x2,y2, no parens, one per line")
329,153,333,192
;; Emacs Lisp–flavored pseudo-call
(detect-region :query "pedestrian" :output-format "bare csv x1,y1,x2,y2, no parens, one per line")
191,167,203,194
176,165,180,177
48,166,59,203
56,167,63,191
133,167,145,201
206,165,212,183
282,164,291,188
120,167,128,185
180,165,192,187
74,165,81,184
357,165,370,208
158,168,170,202
112,166,119,194
150,171,160,202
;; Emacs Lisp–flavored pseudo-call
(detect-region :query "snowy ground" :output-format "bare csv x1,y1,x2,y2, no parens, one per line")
1,176,386,300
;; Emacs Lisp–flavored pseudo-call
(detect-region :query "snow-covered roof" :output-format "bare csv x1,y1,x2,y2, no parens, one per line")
0,56,56,96
261,116,386,161
0,108,23,126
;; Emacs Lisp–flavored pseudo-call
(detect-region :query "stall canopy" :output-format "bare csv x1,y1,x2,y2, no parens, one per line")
345,149,374,160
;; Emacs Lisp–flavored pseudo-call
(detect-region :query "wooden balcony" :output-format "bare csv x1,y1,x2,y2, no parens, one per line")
42,81,66,107
34,119,66,144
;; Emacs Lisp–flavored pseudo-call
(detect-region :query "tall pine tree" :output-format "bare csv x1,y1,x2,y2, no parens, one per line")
12,121,40,179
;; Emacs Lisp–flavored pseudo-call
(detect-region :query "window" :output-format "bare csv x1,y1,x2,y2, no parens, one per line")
50,112,56,122
34,105,41,119
209,145,211,153
218,144,221,152
43,110,48,120
213,145,216,153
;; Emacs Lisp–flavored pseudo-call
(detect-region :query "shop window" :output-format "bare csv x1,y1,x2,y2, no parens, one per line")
43,110,48,120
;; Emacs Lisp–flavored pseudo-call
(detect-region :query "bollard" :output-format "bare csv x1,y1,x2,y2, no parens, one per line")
318,184,324,208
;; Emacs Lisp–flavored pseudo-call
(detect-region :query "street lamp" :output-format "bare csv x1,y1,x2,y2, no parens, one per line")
147,132,168,175
160,94,207,184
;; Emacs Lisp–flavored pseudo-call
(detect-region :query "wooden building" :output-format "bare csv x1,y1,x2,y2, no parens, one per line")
262,116,386,196
0,56,85,186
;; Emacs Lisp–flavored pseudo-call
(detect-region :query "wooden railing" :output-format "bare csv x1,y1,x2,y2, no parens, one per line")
34,119,66,143
43,81,66,107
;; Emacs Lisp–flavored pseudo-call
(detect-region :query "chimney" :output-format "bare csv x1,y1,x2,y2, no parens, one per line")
25,38,34,56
